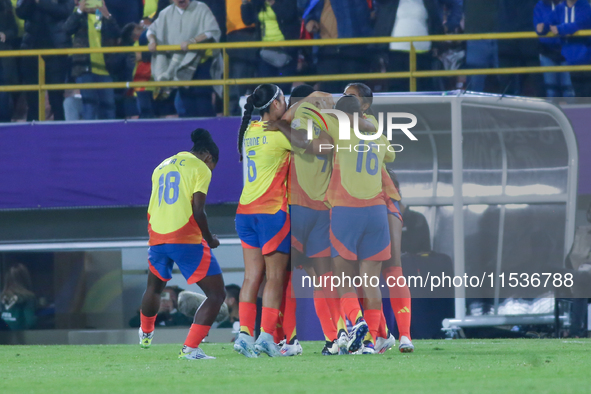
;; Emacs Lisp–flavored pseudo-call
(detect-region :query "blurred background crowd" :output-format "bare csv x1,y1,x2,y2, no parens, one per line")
0,0,589,120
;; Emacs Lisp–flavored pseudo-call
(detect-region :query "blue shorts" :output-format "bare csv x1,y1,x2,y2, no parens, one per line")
386,198,403,223
235,209,290,255
148,242,221,285
330,205,391,261
291,205,331,258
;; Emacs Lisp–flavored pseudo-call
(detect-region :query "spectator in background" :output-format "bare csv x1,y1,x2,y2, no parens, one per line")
129,287,193,327
105,0,143,27
217,284,240,333
0,0,18,122
148,0,222,117
463,0,498,93
110,22,143,119
497,0,541,97
64,0,121,120
535,0,575,98
226,0,258,115
16,0,74,121
202,0,226,42
1,263,36,330
374,0,460,92
548,0,591,97
304,0,374,93
9,0,25,120
241,0,299,94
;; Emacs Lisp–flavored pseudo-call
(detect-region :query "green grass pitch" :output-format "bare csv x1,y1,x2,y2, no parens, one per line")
1,339,590,393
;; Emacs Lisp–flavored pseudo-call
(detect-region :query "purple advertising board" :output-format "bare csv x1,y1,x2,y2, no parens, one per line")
0,118,243,210
1,107,591,211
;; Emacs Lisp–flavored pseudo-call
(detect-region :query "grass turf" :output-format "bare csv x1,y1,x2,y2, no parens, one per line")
1,339,590,394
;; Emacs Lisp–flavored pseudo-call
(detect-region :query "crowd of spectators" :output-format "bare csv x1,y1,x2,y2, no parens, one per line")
0,0,591,121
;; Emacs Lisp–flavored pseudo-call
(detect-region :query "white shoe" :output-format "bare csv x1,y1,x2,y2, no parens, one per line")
362,342,376,355
179,346,215,360
280,339,303,356
399,336,415,353
376,334,396,354
233,332,258,358
255,332,283,357
139,327,154,348
337,331,349,355
347,320,368,353
322,341,339,356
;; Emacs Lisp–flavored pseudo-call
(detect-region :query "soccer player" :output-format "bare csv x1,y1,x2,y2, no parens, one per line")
268,85,346,356
234,84,291,358
345,82,414,353
139,128,225,360
313,95,395,354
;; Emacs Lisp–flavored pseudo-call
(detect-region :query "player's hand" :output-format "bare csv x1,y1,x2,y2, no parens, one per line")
265,120,289,132
550,25,559,35
148,40,157,52
208,235,220,249
536,23,545,34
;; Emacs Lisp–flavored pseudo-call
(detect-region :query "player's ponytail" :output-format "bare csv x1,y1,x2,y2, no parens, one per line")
237,84,281,161
238,95,254,161
191,128,219,164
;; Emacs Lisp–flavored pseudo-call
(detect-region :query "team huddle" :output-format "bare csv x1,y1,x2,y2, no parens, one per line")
137,82,413,360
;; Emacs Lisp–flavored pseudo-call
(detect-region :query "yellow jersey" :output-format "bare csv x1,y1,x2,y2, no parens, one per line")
237,121,291,214
290,102,332,210
147,152,212,245
325,115,395,208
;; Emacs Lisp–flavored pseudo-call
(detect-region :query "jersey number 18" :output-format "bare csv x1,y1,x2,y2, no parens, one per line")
158,171,181,206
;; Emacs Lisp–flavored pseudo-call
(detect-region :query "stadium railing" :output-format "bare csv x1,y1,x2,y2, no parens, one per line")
1,30,591,119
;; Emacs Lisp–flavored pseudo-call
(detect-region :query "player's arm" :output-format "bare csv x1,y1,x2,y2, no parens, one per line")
309,130,333,155
265,120,309,149
192,192,220,248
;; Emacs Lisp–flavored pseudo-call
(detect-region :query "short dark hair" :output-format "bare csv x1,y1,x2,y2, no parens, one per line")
335,94,362,115
289,84,315,107
225,284,241,301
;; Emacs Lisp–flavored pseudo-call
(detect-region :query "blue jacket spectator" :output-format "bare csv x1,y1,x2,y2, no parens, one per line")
548,0,591,65
535,0,562,52
535,0,575,97
438,0,462,33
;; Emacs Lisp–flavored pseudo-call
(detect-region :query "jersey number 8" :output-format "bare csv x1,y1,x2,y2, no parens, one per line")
158,171,181,206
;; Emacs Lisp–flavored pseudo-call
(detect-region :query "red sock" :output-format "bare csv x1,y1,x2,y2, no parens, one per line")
377,309,389,339
321,273,345,332
140,311,156,334
313,289,337,341
340,292,363,324
282,273,297,343
274,286,287,343
365,309,382,344
261,307,280,336
184,324,210,348
383,266,411,339
239,301,257,336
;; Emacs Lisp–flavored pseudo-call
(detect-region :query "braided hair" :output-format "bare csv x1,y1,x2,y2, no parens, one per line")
237,84,281,161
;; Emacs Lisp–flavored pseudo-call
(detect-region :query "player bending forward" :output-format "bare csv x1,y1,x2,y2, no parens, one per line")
138,128,226,360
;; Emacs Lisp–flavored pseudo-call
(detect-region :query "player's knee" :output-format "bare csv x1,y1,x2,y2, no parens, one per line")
209,288,226,308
